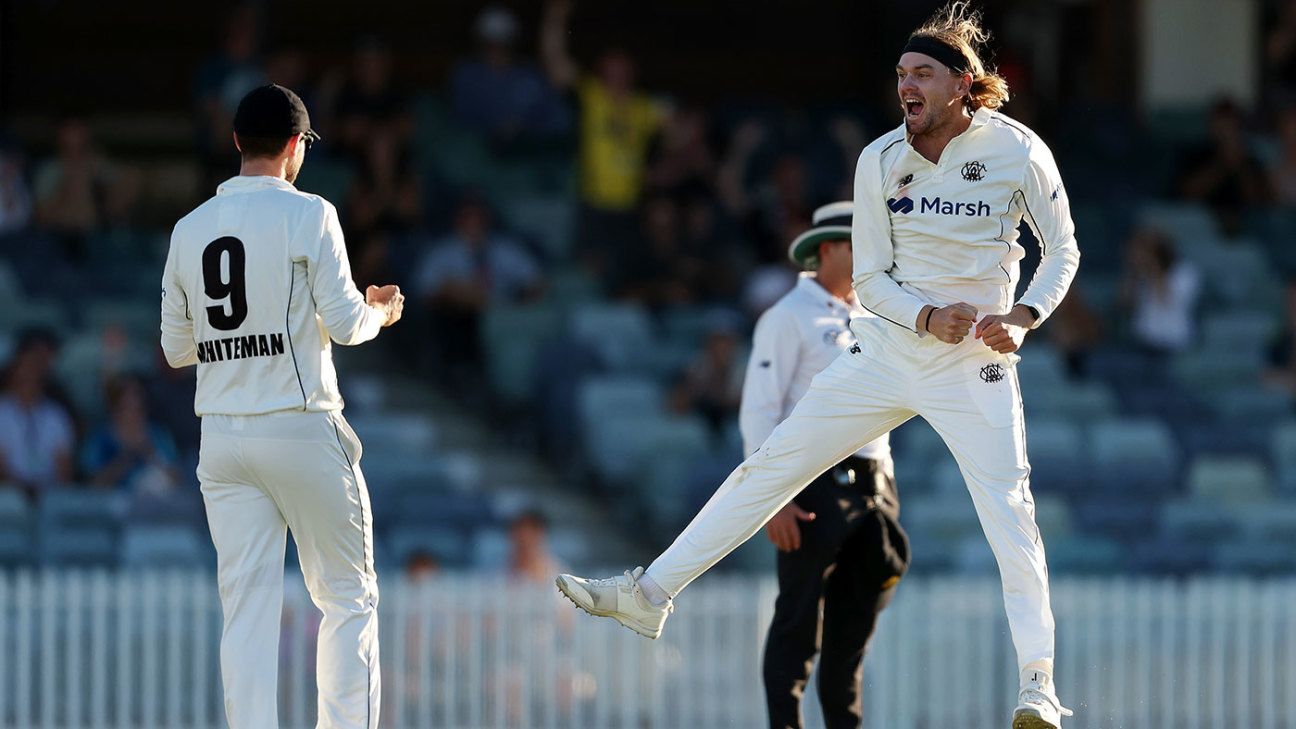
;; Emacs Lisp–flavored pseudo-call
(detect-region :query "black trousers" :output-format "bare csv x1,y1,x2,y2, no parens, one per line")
763,456,909,729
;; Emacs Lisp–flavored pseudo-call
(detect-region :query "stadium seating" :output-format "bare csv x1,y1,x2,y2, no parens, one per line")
121,524,210,569
1089,418,1180,493
1186,456,1272,502
0,489,33,565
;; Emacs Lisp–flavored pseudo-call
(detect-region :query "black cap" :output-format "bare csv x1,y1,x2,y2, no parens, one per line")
233,84,320,142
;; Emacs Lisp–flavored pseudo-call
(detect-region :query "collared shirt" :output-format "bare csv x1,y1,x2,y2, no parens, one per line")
0,396,73,485
161,175,384,416
739,273,891,461
851,107,1080,337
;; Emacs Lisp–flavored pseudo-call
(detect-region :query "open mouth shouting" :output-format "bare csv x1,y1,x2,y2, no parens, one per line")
903,95,926,121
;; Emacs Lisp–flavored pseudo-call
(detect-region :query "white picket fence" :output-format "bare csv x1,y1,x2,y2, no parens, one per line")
0,571,1291,728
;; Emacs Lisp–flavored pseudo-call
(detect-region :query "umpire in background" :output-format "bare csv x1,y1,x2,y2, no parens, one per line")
740,202,910,729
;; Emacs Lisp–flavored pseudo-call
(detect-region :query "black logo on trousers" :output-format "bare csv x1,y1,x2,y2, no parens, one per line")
961,161,987,181
979,363,1005,383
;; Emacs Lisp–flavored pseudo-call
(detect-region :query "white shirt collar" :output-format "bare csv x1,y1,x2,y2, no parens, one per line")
216,175,298,195
795,272,854,311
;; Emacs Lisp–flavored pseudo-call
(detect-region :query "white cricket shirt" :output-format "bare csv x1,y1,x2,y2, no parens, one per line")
739,273,891,461
851,108,1080,337
160,175,384,416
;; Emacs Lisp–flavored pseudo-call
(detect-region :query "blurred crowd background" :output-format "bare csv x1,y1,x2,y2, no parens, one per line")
0,0,1293,580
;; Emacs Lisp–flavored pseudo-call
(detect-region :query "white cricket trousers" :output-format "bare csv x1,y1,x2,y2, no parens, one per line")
646,316,1055,670
198,409,380,729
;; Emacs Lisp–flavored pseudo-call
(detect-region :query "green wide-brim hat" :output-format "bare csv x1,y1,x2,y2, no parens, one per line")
787,201,853,269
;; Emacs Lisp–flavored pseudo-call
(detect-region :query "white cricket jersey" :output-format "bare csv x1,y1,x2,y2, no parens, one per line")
160,175,384,416
739,273,890,461
850,107,1080,336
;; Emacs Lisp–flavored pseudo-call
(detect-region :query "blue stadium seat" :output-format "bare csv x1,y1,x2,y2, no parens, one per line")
1032,495,1074,539
480,303,562,406
1159,498,1243,542
1201,311,1279,353
470,527,510,569
1273,421,1296,492
903,495,981,543
38,489,128,567
1203,385,1294,425
577,376,664,478
1212,540,1296,575
0,488,33,565
1089,418,1180,493
1026,419,1088,495
1234,499,1296,546
569,303,656,371
121,525,210,569
1073,494,1162,542
1136,202,1217,245
502,195,575,260
1025,381,1117,422
1015,346,1069,390
1042,535,1123,575
1186,455,1272,502
346,413,439,459
1132,536,1213,575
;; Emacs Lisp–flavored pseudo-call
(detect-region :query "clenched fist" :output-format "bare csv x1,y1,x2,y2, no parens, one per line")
366,284,405,327
975,305,1036,354
764,502,816,552
922,303,978,344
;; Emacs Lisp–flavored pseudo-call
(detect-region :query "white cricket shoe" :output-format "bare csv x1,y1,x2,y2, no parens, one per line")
555,567,672,639
1012,669,1074,729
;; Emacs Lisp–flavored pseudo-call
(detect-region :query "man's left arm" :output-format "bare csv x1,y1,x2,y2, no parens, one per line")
977,141,1081,352
1015,140,1081,326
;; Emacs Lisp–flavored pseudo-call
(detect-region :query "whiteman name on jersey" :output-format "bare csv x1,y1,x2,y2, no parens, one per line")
195,333,286,364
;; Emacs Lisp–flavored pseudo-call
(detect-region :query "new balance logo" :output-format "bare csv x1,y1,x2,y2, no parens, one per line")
887,196,914,214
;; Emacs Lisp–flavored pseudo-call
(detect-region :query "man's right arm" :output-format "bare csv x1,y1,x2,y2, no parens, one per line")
738,308,799,457
159,234,198,368
850,145,930,333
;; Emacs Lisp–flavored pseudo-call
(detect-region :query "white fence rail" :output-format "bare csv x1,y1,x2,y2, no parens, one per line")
0,572,1291,728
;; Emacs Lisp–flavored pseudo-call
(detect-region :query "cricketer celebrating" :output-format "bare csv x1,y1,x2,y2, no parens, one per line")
557,4,1078,727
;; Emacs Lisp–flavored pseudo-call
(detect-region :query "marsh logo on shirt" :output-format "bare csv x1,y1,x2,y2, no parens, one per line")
890,195,993,217
961,160,987,182
887,196,914,214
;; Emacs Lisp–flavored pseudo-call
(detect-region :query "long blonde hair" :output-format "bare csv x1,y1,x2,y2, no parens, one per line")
910,2,1010,111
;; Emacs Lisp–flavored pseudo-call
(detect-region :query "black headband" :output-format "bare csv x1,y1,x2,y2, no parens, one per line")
902,36,971,75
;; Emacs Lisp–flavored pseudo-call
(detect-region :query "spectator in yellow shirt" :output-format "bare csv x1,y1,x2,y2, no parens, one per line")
541,0,668,264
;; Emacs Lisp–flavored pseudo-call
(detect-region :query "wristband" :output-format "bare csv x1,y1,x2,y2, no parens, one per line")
922,307,934,333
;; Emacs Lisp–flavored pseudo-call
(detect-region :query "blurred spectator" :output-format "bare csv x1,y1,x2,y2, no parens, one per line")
345,133,423,235
405,550,442,583
413,195,544,378
0,330,75,496
669,319,745,434
1119,229,1201,354
1270,107,1296,206
718,121,813,258
194,5,265,186
451,5,570,142
81,375,180,494
1264,279,1296,396
646,107,716,196
334,37,412,161
146,348,199,459
33,115,140,256
1266,0,1296,102
542,0,668,260
1177,98,1270,235
1046,286,1103,379
0,140,32,236
507,509,561,583
615,193,703,307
